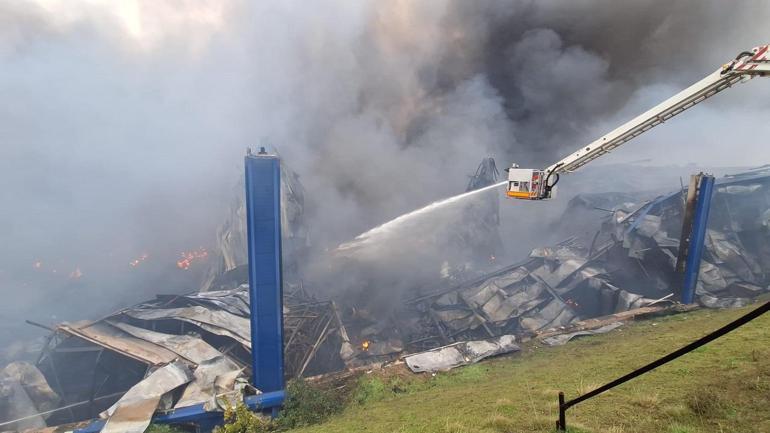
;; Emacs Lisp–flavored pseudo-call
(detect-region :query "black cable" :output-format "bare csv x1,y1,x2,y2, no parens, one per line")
564,299,770,410
541,166,561,199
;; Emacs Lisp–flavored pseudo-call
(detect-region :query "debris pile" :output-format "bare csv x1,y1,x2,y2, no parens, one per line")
372,168,770,358
0,284,345,431
575,167,770,309
0,362,60,431
404,334,520,373
4,167,770,431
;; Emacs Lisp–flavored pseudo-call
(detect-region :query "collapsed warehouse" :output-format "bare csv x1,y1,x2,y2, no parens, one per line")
3,162,770,432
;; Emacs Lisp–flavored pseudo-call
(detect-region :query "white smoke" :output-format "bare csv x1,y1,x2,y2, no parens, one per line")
1,0,769,346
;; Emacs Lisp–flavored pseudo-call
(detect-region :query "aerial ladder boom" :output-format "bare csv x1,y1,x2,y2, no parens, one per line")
506,44,770,200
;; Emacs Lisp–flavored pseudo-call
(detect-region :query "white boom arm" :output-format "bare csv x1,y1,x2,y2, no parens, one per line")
506,44,770,200
547,45,770,174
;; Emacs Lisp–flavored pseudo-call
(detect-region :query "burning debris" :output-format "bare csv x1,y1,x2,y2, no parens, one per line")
324,167,770,369
176,247,209,270
384,168,770,354
0,164,326,431
5,166,770,431
0,283,345,431
129,253,149,268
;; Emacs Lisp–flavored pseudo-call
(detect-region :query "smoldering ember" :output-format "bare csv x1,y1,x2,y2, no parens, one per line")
4,158,770,431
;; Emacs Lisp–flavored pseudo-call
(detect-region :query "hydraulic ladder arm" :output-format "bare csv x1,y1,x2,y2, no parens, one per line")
506,44,770,200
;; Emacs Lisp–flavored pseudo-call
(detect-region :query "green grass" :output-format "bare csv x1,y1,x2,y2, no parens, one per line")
289,303,770,433
146,424,189,433
278,379,346,428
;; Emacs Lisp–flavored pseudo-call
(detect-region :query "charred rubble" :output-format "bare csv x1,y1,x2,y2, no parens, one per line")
4,165,770,431
2,285,342,431
390,168,770,356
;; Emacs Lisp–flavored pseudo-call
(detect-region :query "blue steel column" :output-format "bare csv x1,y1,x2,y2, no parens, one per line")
681,174,715,304
244,149,285,394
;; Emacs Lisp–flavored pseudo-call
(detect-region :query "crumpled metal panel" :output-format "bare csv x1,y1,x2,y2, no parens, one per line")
760,209,770,229
436,310,479,331
58,322,178,366
404,335,519,373
491,266,531,288
625,235,649,260
478,281,549,323
108,321,224,365
480,292,516,322
699,294,751,308
727,282,764,298
557,265,607,295
504,281,548,316
659,248,678,268
615,290,645,313
635,214,662,238
706,230,762,283
1,379,44,430
470,267,531,298
541,322,623,346
365,338,404,356
461,285,497,308
519,299,575,333
531,258,586,288
100,361,192,433
434,291,459,307
175,356,243,410
530,246,583,261
451,267,536,323
123,306,252,347
183,288,251,316
651,231,680,248
696,261,729,293
717,184,762,195
433,308,472,323
0,362,59,431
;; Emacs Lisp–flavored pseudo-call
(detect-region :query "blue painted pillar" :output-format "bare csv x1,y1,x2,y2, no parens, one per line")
681,174,715,304
244,148,285,394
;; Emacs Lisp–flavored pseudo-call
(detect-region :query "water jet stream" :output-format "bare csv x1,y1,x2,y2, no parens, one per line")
337,181,507,252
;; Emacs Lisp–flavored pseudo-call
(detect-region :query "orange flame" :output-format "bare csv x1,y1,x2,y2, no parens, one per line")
361,340,370,351
130,253,149,268
177,247,208,270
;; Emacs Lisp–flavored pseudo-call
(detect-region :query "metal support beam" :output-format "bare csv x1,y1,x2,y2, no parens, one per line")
681,174,715,304
71,150,288,433
73,391,287,433
675,175,700,274
244,147,286,394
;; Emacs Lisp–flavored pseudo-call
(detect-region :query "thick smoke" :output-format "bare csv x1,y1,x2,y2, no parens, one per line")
1,1,769,348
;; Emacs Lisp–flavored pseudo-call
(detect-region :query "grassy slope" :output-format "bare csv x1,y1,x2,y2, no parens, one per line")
293,303,770,433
